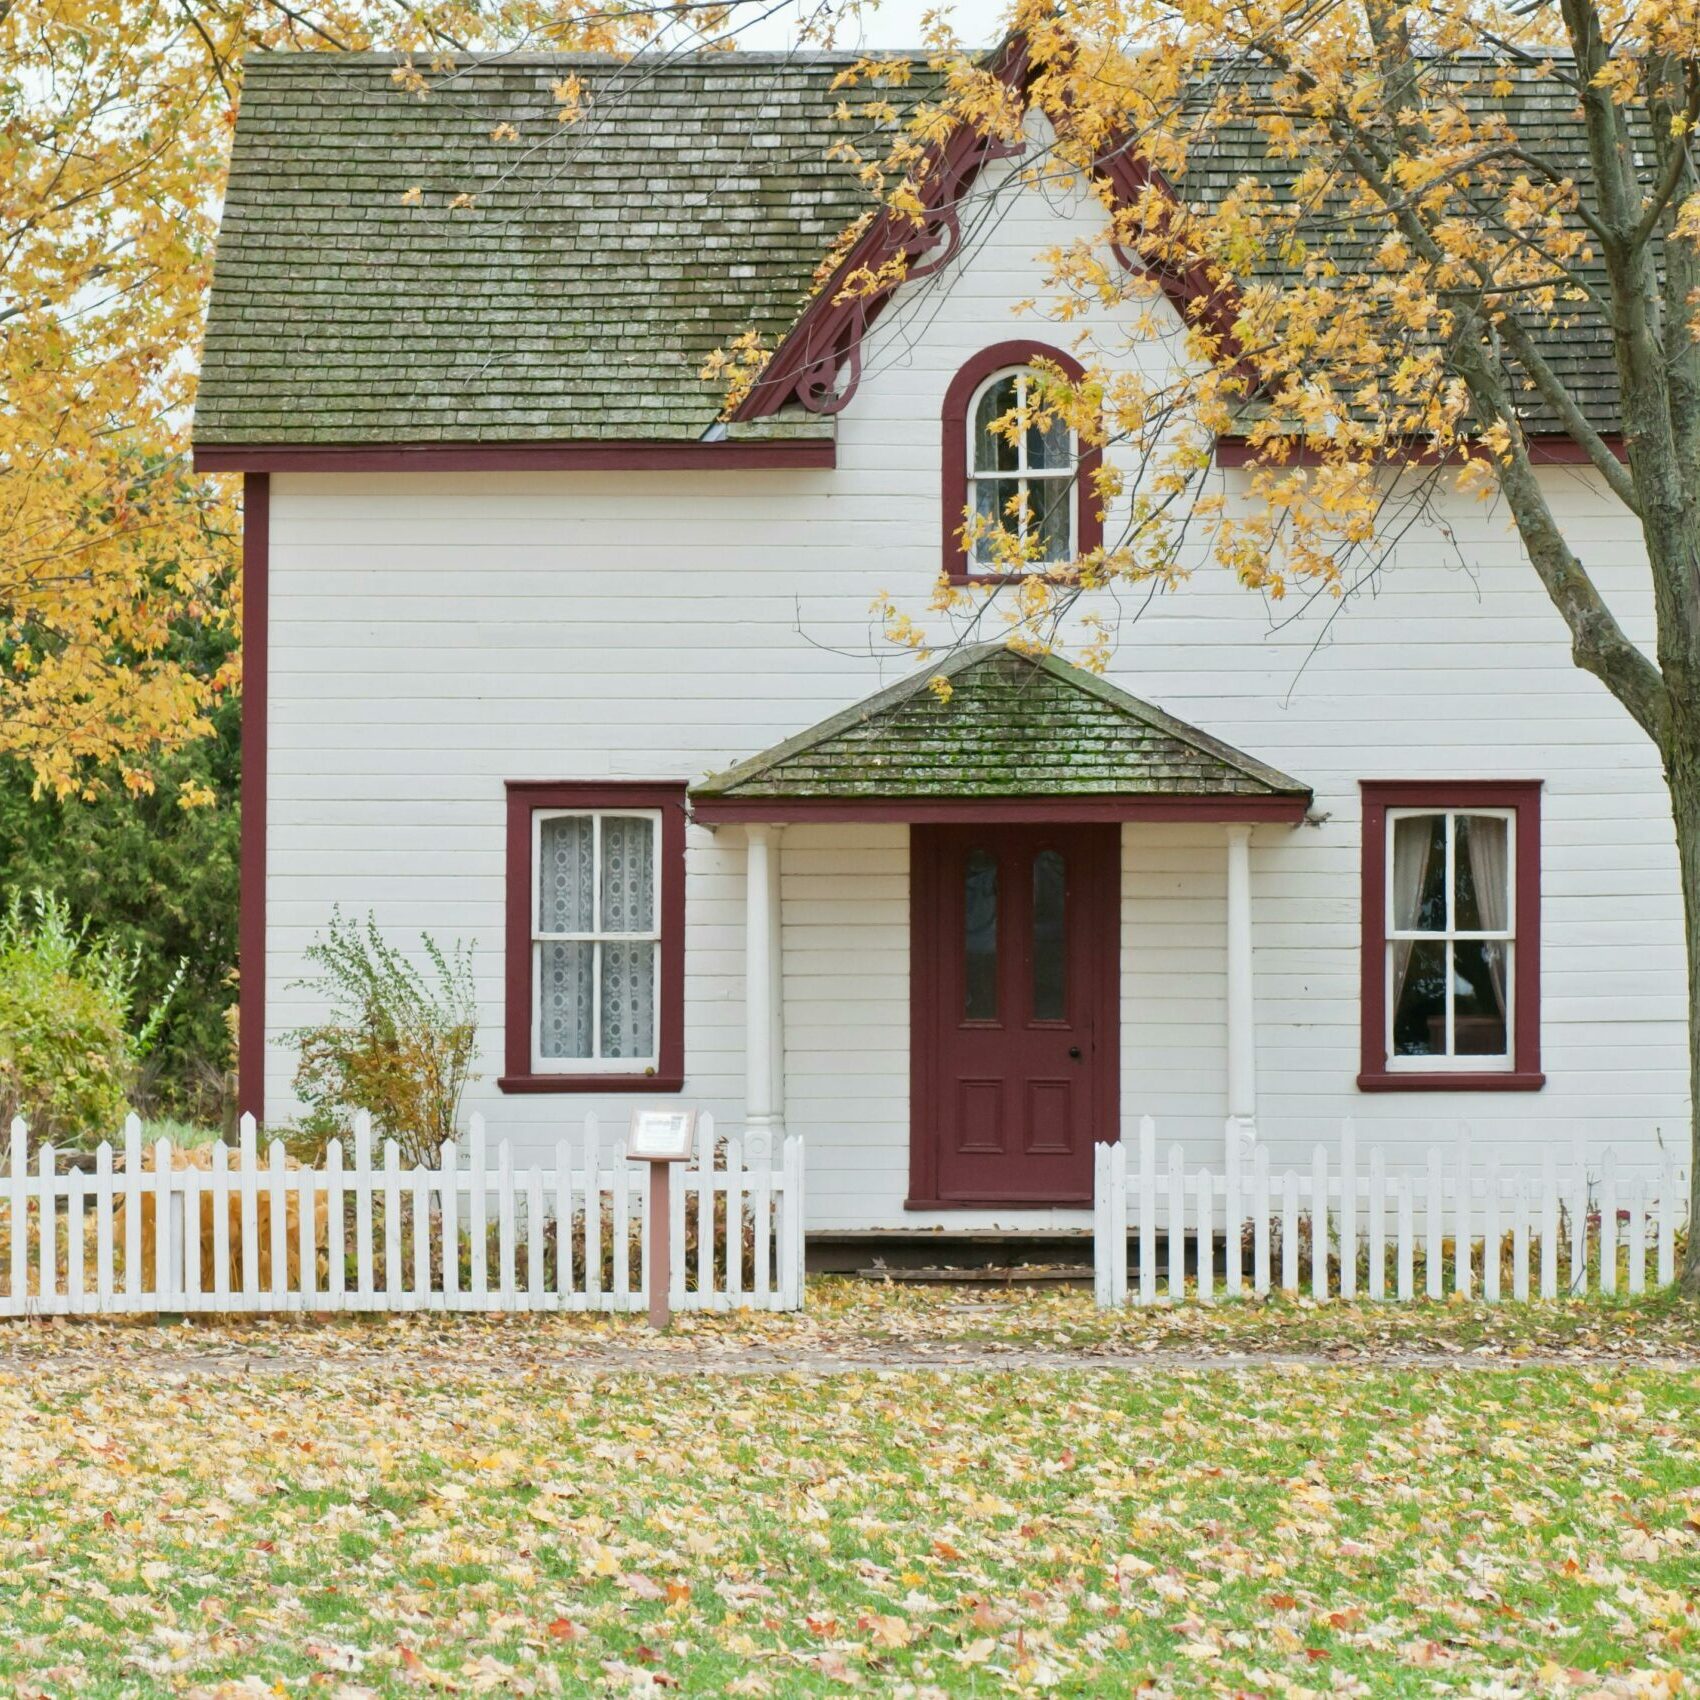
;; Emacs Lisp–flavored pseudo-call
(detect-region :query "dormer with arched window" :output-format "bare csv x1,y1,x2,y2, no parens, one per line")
940,341,1103,582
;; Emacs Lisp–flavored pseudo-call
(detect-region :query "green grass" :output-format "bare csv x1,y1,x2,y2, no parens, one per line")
1,1325,1697,1694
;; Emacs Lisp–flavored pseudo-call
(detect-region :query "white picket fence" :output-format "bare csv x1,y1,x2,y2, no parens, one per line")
0,1112,804,1317
1095,1119,1690,1308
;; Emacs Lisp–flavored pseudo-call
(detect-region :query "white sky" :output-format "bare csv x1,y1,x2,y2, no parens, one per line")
726,0,1012,53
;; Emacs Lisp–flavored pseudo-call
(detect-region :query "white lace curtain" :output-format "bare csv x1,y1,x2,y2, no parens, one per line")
537,814,657,1062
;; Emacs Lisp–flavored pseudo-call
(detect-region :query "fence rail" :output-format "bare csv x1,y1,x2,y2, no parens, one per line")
1,1112,803,1317
1095,1119,1689,1308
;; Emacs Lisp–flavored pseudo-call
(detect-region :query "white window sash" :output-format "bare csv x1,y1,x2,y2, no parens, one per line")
530,807,663,1075
965,368,1078,568
1383,806,1516,1070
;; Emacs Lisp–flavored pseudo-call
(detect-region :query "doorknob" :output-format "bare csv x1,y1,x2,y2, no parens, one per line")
1068,1046,1082,1060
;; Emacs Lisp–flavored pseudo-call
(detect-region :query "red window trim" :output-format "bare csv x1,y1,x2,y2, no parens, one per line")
941,341,1105,585
1358,780,1543,1092
501,781,688,1094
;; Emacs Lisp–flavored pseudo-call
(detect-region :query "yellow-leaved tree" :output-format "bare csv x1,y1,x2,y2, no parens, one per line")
801,0,1700,1283
1,0,716,800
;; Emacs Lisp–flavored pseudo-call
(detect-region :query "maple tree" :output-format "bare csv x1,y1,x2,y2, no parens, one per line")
813,0,1700,1285
0,0,727,801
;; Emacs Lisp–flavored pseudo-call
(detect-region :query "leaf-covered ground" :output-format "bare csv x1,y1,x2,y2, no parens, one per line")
1,1288,1697,1697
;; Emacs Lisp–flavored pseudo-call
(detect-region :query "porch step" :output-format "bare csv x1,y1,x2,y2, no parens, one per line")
852,1263,1093,1287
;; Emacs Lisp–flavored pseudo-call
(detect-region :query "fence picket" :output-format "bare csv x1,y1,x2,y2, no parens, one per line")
1195,1169,1213,1306
1224,1122,1242,1299
723,1135,742,1311
1455,1139,1472,1301
7,1120,25,1308
442,1139,461,1306
38,1144,57,1308
1425,1150,1444,1301
124,1116,144,1303
553,1140,573,1306
1367,1147,1385,1301
267,1140,289,1308
1311,1145,1328,1302
1540,1149,1558,1300
669,1149,688,1313
1658,1159,1677,1286
354,1113,374,1307
213,1141,233,1307
585,1117,603,1309
526,1165,545,1311
1483,1160,1500,1305
1513,1176,1530,1302
1599,1163,1617,1298
1252,1143,1270,1298
1137,1117,1157,1308
497,1140,517,1309
1281,1170,1299,1296
239,1116,259,1307
1166,1143,1185,1303
1339,1121,1357,1300
469,1115,488,1303
1628,1178,1645,1296
1397,1174,1414,1302
325,1140,344,1306
0,1114,799,1320
66,1160,84,1311
1570,1136,1588,1297
96,1141,114,1312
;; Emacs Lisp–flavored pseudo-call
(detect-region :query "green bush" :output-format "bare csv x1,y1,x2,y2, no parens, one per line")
0,619,239,1122
289,911,478,1169
0,891,180,1146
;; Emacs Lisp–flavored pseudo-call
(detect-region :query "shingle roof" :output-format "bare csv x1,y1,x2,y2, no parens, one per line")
196,50,1630,447
690,644,1312,801
196,52,917,446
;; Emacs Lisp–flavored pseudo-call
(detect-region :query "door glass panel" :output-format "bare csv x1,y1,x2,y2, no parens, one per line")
1032,849,1066,1020
964,848,998,1020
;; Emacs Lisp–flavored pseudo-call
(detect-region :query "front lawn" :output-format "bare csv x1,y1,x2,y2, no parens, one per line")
1,1301,1696,1695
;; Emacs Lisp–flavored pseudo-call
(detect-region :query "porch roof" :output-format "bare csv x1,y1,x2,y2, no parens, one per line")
690,644,1312,823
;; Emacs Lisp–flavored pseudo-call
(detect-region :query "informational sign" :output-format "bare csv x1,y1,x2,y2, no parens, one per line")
628,1107,697,1163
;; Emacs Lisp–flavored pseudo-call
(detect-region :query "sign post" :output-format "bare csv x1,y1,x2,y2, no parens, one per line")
629,1108,698,1330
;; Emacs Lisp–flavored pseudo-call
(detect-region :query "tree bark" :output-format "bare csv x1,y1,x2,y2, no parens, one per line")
1666,720,1700,1292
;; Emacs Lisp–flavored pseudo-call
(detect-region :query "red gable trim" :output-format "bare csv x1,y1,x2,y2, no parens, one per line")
691,794,1309,825
731,36,1252,424
195,439,835,474
238,472,270,1124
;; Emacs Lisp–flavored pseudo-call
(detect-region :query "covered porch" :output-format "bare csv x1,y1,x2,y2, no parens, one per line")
690,644,1312,1232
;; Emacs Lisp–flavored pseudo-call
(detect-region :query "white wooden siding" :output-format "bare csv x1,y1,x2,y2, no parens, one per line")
261,152,1686,1230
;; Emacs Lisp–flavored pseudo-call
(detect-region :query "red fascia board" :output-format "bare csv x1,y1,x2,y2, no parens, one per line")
691,794,1310,825
193,439,836,474
1215,434,1627,469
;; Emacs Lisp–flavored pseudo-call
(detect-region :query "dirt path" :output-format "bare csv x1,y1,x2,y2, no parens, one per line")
4,1339,1697,1378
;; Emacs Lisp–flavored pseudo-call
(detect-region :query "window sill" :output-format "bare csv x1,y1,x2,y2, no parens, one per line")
1357,1070,1545,1093
498,1073,685,1095
904,1194,1094,1210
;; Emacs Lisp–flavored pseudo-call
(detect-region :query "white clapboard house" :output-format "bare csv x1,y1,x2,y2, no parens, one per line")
192,47,1687,1247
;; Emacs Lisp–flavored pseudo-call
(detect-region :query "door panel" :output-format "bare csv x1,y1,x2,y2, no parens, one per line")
910,823,1119,1205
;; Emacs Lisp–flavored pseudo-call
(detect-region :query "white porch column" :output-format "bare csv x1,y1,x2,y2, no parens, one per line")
745,824,785,1148
1225,823,1257,1152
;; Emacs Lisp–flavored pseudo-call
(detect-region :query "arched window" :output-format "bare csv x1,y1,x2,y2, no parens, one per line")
967,368,1076,568
941,342,1102,582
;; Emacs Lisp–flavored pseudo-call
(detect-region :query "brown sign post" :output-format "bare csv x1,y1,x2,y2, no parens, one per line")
630,1108,698,1330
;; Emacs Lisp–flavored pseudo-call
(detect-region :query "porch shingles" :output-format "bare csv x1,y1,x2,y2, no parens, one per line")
691,644,1311,807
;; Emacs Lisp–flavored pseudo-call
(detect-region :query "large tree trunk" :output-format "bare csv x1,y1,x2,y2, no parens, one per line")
1667,726,1700,1292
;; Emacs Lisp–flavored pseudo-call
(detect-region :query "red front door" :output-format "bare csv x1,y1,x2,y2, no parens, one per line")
910,823,1119,1206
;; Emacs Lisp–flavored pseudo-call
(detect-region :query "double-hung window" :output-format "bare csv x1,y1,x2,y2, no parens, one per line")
1359,781,1542,1090
502,783,685,1092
